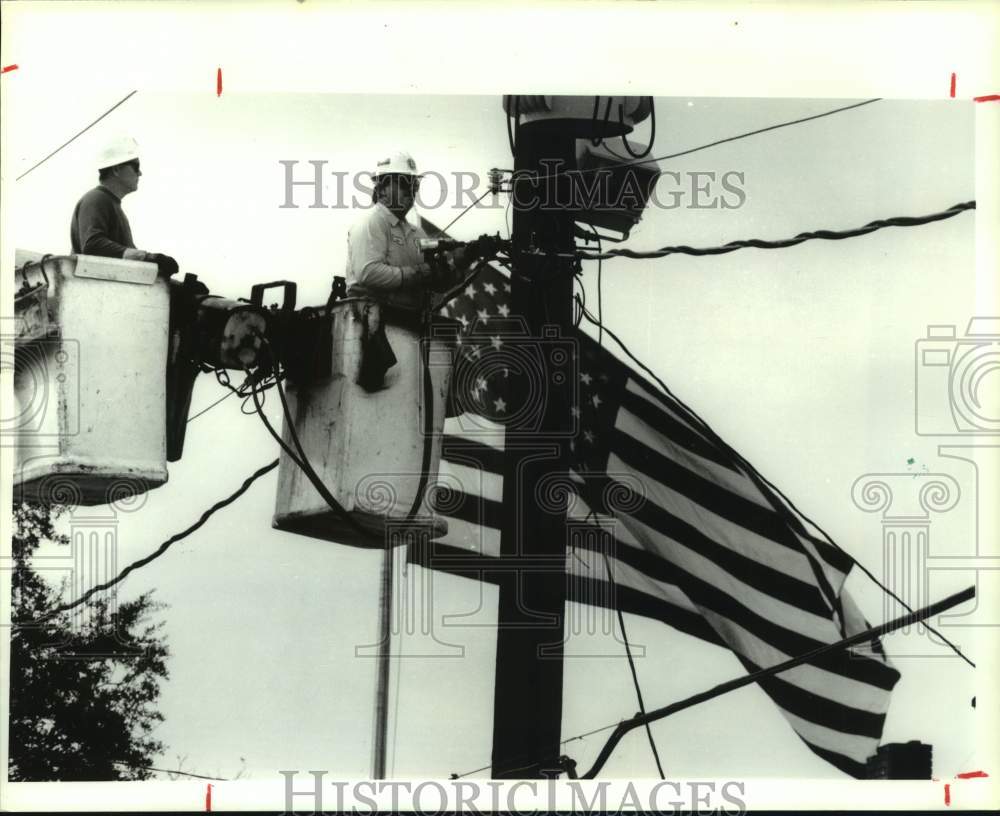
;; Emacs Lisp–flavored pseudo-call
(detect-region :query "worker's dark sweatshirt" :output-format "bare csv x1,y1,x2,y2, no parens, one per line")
70,185,136,258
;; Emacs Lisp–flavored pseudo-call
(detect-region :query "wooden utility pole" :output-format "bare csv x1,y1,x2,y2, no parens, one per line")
491,116,578,778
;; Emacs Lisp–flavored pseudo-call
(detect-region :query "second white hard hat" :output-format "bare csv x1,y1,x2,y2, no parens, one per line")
97,136,140,170
372,151,420,179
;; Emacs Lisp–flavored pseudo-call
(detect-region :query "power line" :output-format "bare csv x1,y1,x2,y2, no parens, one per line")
573,200,975,262
186,388,237,423
581,586,974,779
601,550,665,779
450,713,622,779
441,189,492,234
13,460,279,630
528,97,883,183
573,296,975,669
15,90,139,182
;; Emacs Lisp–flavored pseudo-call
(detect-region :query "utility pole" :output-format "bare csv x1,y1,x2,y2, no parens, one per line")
491,115,578,778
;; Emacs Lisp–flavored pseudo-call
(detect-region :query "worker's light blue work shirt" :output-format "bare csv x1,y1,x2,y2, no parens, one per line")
346,203,428,309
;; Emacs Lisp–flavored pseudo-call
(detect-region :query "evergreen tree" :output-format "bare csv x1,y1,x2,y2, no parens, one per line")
8,502,169,781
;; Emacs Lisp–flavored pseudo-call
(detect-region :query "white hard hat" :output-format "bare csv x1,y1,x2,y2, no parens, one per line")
97,136,140,170
372,151,420,179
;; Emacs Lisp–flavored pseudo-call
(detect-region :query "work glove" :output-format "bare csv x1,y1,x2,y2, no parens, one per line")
146,253,180,278
465,233,504,260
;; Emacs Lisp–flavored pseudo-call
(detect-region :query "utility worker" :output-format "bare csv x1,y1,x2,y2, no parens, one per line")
345,151,435,310
70,136,179,277
346,151,496,310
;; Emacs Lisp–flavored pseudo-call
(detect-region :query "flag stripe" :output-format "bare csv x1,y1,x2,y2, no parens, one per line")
611,426,825,568
568,513,896,708
624,375,854,578
582,468,833,619
568,577,726,648
442,435,505,474
621,386,737,473
424,266,898,778
742,658,888,739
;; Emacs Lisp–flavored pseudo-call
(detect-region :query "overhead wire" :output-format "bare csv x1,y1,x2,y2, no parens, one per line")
453,584,976,780
572,201,976,263
526,97,883,184
441,190,493,234
455,94,958,781
573,295,975,669
618,97,655,160
16,90,139,182
12,459,280,631
186,387,238,423
579,586,975,779
600,549,665,779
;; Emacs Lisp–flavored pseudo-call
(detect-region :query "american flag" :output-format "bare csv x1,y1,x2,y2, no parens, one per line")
415,262,900,778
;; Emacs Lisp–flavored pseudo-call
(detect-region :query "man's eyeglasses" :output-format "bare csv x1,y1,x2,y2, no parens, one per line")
122,160,141,173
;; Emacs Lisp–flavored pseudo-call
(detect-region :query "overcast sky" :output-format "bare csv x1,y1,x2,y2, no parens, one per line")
1,0,995,791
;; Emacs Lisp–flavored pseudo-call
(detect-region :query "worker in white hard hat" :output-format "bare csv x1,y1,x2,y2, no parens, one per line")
344,151,438,310
345,151,504,311
70,136,178,277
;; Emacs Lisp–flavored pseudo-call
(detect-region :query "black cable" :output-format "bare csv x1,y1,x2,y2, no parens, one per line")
13,460,280,630
572,271,586,328
587,222,604,345
573,297,975,669
249,356,369,538
402,312,436,522
618,98,655,160
16,90,139,182
245,366,309,472
186,387,237,423
574,201,976,262
441,189,492,235
530,97,883,185
601,550,665,779
590,96,614,147
506,95,518,157
581,586,975,779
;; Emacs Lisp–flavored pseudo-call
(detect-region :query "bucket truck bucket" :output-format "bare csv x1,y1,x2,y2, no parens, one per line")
272,300,458,548
8,251,170,505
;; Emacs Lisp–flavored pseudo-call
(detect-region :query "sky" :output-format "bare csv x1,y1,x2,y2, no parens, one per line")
1,2,997,798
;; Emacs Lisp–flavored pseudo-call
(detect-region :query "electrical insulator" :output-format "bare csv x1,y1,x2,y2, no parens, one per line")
488,167,504,198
